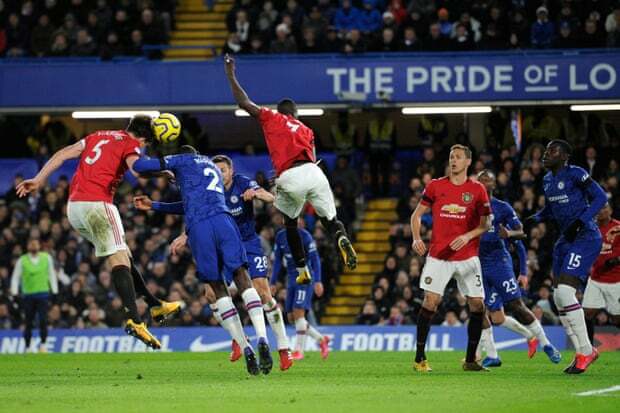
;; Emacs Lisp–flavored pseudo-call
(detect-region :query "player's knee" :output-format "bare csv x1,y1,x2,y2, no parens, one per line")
422,293,440,312
553,283,577,307
467,298,485,313
489,311,505,326
232,267,252,291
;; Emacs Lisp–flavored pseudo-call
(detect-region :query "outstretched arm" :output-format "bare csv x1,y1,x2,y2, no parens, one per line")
134,195,184,215
16,141,84,197
224,54,261,117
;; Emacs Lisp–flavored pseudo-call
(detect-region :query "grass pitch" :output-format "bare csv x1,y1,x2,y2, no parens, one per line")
0,351,618,413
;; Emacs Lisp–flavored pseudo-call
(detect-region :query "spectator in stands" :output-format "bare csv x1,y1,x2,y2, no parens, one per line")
246,35,267,54
365,110,396,197
222,32,243,55
441,311,463,326
99,31,124,59
125,29,144,56
323,26,343,52
452,12,481,43
450,23,476,51
112,9,131,44
359,0,382,35
388,0,407,25
373,27,398,51
5,13,28,57
479,23,505,50
71,28,96,56
530,6,554,49
232,9,251,47
285,0,305,29
423,22,450,51
334,0,362,33
581,18,606,48
437,7,452,37
356,300,381,325
257,1,278,39
343,28,366,54
30,14,55,57
399,26,422,51
299,28,321,53
317,0,337,23
48,32,70,57
554,22,580,48
302,6,329,39
270,23,297,53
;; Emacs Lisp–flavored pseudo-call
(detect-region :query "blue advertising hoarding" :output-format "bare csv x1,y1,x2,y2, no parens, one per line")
0,326,569,354
1,51,619,108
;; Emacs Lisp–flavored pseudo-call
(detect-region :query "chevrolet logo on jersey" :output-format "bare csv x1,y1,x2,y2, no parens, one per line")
441,204,467,214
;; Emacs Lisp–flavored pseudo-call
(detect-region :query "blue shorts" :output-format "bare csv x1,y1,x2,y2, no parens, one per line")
187,214,247,283
552,234,602,282
285,281,314,312
244,237,268,279
481,256,521,311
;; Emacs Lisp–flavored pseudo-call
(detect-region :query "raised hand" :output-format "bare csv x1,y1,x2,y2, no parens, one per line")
16,178,42,198
133,195,153,211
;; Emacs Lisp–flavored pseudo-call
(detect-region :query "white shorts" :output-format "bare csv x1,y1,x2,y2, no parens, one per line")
67,201,127,257
582,279,620,315
275,162,337,220
420,256,485,298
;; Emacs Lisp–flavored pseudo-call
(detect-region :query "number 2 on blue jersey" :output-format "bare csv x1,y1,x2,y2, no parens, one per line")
203,167,223,193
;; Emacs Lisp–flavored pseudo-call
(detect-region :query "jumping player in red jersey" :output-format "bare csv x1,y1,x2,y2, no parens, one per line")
584,203,620,345
224,54,357,285
16,116,181,349
410,144,492,372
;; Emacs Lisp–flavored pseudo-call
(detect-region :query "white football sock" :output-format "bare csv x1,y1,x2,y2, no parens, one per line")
216,296,249,349
559,315,580,350
241,288,268,341
295,317,307,353
264,298,289,350
554,284,592,355
209,303,224,326
501,316,534,340
306,321,324,342
526,320,551,347
481,327,498,359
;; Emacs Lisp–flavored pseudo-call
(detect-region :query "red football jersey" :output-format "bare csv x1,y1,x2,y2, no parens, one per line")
258,108,315,176
591,219,620,283
420,177,491,261
69,130,141,203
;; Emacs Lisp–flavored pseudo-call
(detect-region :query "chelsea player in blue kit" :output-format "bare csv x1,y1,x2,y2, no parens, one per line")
527,140,607,374
271,220,330,361
476,171,560,368
211,155,292,371
132,146,271,375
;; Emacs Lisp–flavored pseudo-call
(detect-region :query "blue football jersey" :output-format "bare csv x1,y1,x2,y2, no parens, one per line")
541,165,599,234
272,228,321,284
162,154,229,229
225,174,261,242
480,197,522,258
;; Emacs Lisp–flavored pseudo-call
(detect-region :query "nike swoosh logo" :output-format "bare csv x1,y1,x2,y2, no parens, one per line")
495,338,527,350
189,335,256,352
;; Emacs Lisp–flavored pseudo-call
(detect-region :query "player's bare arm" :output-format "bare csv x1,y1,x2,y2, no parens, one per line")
498,223,526,240
16,141,84,197
450,215,491,251
224,54,261,117
410,203,430,256
242,187,275,203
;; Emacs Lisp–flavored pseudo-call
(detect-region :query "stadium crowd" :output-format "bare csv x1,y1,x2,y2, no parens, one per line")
223,0,620,54
0,0,175,59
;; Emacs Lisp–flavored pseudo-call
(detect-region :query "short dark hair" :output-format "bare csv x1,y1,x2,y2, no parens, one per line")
212,154,233,167
179,145,198,154
548,139,572,156
277,98,296,116
126,115,154,141
450,144,472,159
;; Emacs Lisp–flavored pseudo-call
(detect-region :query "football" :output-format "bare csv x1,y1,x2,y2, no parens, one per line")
152,113,181,143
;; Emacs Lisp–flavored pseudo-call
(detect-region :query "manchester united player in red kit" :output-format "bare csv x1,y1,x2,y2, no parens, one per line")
410,144,491,372
224,54,357,285
16,116,180,349
584,203,620,344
